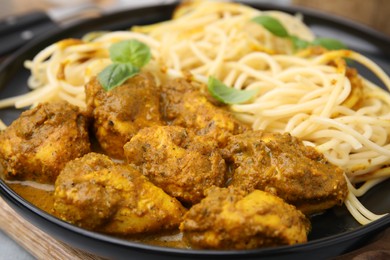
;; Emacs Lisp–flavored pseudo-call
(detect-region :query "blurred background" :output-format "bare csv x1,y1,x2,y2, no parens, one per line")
1,0,389,36
293,0,390,36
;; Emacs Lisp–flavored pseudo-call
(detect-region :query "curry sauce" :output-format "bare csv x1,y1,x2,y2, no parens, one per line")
7,181,189,249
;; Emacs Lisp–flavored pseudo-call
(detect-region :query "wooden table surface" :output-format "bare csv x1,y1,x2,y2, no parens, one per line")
2,0,389,36
1,0,389,259
0,197,103,259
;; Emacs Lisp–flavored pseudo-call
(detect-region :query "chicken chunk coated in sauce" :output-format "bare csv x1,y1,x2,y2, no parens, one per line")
124,125,227,205
180,186,310,249
85,72,162,159
160,78,248,147
0,101,90,183
223,130,348,215
54,153,186,235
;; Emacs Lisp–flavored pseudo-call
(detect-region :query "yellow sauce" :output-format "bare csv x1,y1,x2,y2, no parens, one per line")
6,181,189,249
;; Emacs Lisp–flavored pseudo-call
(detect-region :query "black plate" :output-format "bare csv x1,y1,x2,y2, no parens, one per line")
1,2,390,259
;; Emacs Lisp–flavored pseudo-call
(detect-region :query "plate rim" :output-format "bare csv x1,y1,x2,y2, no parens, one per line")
1,178,389,257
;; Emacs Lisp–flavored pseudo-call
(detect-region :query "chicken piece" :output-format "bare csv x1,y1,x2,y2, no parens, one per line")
54,152,186,235
160,78,248,147
180,186,310,249
124,125,227,205
85,72,162,159
0,101,90,183
223,130,348,215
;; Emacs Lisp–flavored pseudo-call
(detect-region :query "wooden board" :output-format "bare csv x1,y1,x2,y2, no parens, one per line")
292,0,390,36
0,197,103,260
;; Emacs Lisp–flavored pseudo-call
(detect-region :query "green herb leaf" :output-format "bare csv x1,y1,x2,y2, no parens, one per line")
97,63,140,91
312,37,347,50
109,40,151,67
251,15,289,38
207,77,258,104
251,15,347,52
97,39,152,91
290,35,310,50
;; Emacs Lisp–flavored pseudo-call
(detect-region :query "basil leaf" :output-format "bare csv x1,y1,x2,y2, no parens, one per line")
109,40,151,67
97,40,152,91
251,15,289,38
207,77,258,104
251,15,347,52
290,35,310,50
97,63,140,91
312,37,347,50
